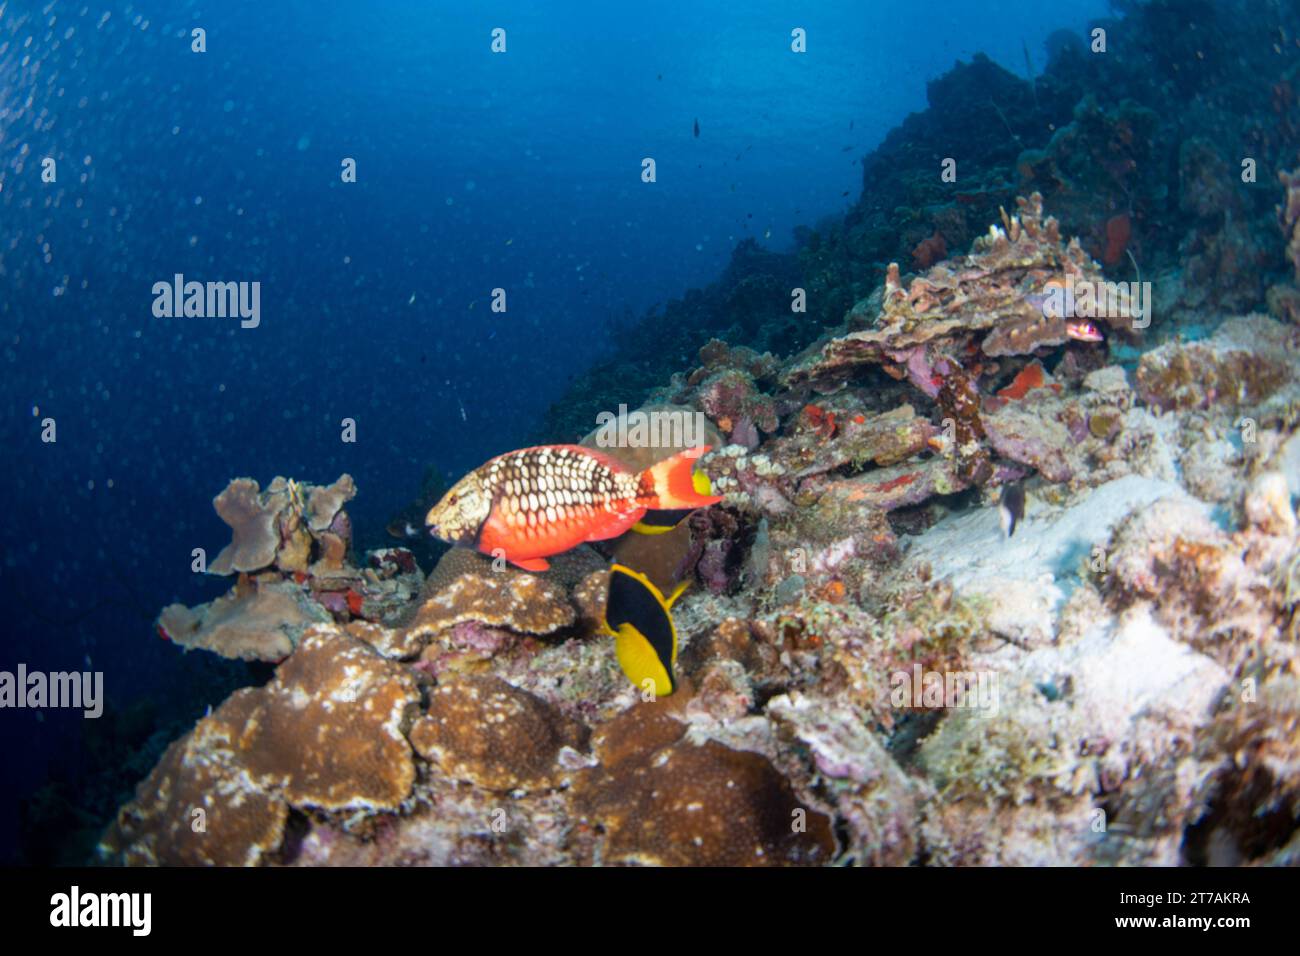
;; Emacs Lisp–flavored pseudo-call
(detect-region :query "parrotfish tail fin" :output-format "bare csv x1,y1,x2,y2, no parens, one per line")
604,564,680,696
638,446,723,511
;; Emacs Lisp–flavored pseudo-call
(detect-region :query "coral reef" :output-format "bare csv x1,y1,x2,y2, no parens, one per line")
158,475,424,661
787,193,1135,391
157,580,330,663
105,3,1300,866
99,626,420,864
112,183,1300,867
1136,315,1296,412
209,475,355,577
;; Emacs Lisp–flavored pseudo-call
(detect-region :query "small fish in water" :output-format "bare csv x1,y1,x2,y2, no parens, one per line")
999,481,1026,537
602,564,688,697
1025,281,1106,343
693,117,700,138
426,445,721,571
1066,319,1105,342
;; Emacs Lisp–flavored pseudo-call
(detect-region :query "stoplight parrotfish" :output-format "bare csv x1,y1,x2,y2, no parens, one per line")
628,468,717,534
602,564,688,697
425,444,722,571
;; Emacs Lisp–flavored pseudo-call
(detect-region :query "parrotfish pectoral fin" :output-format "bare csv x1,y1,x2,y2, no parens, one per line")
513,557,551,572
603,564,680,695
640,445,723,511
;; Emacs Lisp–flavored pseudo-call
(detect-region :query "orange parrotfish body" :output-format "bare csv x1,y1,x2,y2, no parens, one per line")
425,444,722,571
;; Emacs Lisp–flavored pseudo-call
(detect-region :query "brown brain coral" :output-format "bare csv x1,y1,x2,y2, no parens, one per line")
386,546,605,660
98,724,289,867
410,675,591,792
230,627,420,812
99,625,420,865
574,703,836,866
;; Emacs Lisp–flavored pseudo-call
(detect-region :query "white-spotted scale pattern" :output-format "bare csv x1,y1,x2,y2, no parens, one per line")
478,446,641,534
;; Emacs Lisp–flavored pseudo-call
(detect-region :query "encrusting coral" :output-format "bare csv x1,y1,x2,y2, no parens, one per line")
99,626,420,865
1136,315,1295,413
157,580,330,663
410,675,591,792
571,701,837,866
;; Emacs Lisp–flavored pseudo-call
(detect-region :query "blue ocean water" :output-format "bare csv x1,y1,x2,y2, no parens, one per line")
0,0,1111,862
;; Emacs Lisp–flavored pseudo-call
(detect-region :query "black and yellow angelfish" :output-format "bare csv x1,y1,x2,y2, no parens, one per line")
602,564,689,697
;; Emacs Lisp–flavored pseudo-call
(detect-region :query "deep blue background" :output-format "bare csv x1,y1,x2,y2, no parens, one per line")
0,0,1108,861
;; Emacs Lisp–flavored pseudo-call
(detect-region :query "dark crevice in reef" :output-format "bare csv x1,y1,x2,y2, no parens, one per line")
276,809,313,866
1181,769,1299,865
886,710,946,768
